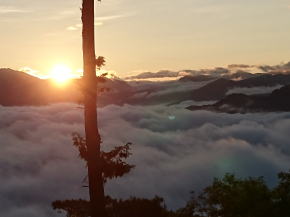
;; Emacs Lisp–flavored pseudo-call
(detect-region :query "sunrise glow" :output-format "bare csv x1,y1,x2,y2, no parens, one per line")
49,64,73,85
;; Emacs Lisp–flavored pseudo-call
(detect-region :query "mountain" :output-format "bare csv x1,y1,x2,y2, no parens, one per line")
223,71,261,80
190,78,236,101
178,71,260,83
187,73,290,102
0,68,57,105
96,77,134,106
127,73,274,105
0,68,133,106
179,75,215,82
237,74,290,87
187,85,290,113
125,79,211,105
2,68,290,108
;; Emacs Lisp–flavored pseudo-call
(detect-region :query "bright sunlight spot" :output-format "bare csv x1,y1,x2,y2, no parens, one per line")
49,64,73,85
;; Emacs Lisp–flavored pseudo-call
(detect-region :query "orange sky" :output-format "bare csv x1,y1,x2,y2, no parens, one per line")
1,0,290,78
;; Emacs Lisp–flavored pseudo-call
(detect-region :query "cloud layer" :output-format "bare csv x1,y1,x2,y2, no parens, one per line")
125,61,290,81
1,103,290,216
226,85,283,95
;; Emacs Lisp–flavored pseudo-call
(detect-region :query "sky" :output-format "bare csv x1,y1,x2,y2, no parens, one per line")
1,0,290,77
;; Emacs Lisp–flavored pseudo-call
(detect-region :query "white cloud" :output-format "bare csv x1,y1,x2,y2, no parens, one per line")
65,13,130,31
67,22,103,31
95,13,135,21
0,6,30,14
226,85,283,95
1,103,290,216
66,26,78,31
46,9,77,20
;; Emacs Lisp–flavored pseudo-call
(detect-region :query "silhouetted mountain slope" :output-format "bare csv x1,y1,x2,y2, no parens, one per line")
237,74,290,87
3,68,290,107
187,85,290,113
97,78,134,106
223,71,260,80
125,80,210,105
179,75,215,82
0,69,133,106
191,78,236,101
178,71,261,83
0,68,53,105
189,74,290,101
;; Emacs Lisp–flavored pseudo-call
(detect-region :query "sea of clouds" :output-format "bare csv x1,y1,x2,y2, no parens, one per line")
1,103,290,217
226,85,283,96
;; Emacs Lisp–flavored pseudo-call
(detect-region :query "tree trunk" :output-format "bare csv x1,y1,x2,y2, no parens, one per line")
82,1,106,217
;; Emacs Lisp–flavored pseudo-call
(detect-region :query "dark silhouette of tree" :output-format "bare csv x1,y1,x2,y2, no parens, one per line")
173,192,200,217
72,133,134,183
95,56,106,70
53,170,290,217
198,174,273,217
52,196,170,217
52,132,135,217
272,171,290,217
174,173,290,217
81,0,106,216
53,199,89,217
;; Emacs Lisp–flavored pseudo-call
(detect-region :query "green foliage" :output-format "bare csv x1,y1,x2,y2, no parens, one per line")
272,171,290,217
198,174,273,217
52,196,170,217
173,192,200,217
53,170,290,217
72,132,135,183
175,171,290,217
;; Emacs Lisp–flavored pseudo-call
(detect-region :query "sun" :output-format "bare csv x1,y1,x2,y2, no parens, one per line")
49,64,73,85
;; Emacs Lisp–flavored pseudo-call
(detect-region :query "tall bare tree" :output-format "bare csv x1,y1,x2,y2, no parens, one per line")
81,0,106,216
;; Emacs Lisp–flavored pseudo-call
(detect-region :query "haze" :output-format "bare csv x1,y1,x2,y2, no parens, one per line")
1,0,290,77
